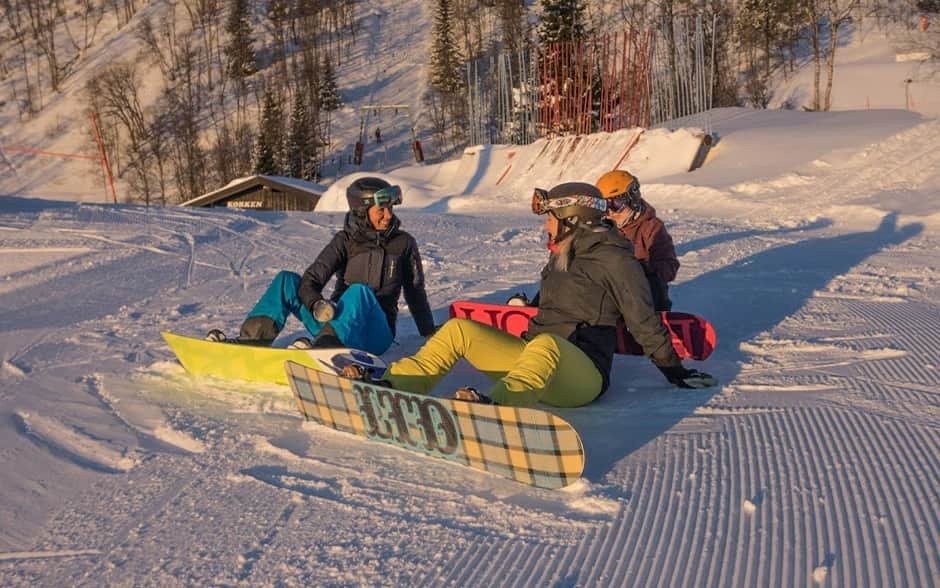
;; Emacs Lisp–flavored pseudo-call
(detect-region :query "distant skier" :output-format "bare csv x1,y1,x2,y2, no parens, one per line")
207,177,436,354
343,181,717,406
596,170,679,311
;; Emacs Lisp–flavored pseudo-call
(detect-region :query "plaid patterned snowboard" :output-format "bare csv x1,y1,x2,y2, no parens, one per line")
285,361,585,489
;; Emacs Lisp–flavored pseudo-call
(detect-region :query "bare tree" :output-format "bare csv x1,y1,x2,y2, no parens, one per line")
86,61,153,203
136,12,183,81
819,0,863,110
23,0,66,91
264,0,291,86
61,0,106,63
107,0,138,27
180,0,223,94
2,0,39,116
162,39,208,202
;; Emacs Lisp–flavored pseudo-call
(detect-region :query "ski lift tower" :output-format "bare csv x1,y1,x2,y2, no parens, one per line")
353,105,424,165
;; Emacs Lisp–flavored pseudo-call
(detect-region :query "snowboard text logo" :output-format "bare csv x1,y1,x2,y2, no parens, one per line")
452,306,532,335
353,383,460,456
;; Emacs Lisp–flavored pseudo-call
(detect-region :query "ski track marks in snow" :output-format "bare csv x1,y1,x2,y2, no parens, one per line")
0,550,101,563
14,410,138,473
552,396,938,587
85,373,207,454
684,270,940,586
10,373,206,475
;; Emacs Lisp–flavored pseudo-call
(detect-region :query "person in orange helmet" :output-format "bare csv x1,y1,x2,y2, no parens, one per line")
596,170,679,311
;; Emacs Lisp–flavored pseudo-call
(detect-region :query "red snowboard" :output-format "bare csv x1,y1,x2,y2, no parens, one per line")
449,300,716,361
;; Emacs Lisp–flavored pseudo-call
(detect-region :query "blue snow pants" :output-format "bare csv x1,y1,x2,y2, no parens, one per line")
246,270,394,355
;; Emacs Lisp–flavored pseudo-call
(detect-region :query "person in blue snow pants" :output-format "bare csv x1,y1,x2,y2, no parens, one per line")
245,273,393,355
224,177,437,352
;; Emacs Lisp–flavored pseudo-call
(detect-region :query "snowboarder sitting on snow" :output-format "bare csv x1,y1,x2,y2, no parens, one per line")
206,176,436,355
343,181,716,407
596,170,679,311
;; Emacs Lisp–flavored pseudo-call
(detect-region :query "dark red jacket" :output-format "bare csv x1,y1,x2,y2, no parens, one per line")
616,201,679,283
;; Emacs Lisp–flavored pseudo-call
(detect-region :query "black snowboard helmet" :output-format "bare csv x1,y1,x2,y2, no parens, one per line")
531,181,608,244
346,176,401,216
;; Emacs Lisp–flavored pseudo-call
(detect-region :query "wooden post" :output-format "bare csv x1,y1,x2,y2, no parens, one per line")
688,133,715,171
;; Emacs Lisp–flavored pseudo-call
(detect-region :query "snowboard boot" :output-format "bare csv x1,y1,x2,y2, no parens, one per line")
205,329,229,342
310,323,343,349
238,316,278,347
452,387,495,404
287,337,314,350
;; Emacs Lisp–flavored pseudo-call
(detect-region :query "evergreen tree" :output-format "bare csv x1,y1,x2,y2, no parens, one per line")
286,89,320,181
254,88,286,175
537,0,587,45
224,0,256,81
429,0,465,96
318,55,342,112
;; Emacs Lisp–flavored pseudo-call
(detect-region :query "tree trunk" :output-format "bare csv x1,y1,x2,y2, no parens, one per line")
824,19,839,111
810,8,821,111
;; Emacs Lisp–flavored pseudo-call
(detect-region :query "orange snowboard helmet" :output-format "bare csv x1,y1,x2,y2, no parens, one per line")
596,170,642,213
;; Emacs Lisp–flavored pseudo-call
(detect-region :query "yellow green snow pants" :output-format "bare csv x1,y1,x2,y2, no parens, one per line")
384,318,603,407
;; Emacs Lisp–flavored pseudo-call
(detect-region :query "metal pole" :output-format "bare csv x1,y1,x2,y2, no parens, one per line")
90,111,118,204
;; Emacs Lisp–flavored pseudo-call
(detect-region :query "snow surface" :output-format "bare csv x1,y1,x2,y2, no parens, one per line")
1,6,939,586
1,103,938,585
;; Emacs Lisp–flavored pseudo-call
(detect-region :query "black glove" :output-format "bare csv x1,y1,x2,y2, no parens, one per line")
657,364,718,389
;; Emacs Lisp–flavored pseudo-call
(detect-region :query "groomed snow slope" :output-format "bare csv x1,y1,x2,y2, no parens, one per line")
0,106,937,586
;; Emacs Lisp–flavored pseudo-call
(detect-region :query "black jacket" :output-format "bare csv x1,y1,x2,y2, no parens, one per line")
527,223,680,392
298,213,436,337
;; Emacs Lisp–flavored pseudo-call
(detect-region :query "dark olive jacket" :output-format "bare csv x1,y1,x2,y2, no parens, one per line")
527,223,680,392
298,213,436,337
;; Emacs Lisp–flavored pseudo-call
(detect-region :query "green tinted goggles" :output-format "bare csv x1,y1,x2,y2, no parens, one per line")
360,185,403,208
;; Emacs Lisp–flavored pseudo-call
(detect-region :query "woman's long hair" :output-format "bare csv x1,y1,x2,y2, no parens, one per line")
550,234,574,272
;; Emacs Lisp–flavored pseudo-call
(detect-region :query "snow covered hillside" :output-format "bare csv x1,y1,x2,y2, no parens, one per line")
1,3,939,585
0,103,938,584
0,0,437,203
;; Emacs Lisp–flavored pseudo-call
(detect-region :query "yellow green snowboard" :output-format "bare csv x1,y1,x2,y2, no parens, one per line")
162,331,386,386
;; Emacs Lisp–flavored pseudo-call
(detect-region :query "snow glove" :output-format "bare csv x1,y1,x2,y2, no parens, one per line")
657,364,718,389
312,299,337,322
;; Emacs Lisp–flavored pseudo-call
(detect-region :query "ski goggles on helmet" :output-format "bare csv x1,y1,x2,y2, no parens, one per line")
531,187,608,216
605,179,641,213
359,185,403,209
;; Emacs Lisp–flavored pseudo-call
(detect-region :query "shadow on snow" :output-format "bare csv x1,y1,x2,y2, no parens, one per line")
564,212,922,486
